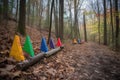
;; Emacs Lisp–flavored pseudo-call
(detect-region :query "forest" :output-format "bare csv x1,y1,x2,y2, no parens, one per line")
0,0,120,80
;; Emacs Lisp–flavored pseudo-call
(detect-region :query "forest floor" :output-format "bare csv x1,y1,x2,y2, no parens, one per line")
0,21,120,80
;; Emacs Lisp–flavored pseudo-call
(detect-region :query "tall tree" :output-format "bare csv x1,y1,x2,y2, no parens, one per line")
38,0,43,29
18,0,26,36
73,0,83,39
48,0,54,44
83,12,87,42
54,0,59,38
27,0,31,26
46,0,51,28
10,0,14,15
97,0,100,44
109,0,114,46
3,0,8,19
74,0,79,39
103,0,107,45
59,0,64,40
68,0,73,39
0,0,3,21
15,0,19,21
114,0,119,50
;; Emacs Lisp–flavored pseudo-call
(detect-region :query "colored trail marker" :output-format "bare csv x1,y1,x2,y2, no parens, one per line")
10,35,25,61
50,38,55,49
40,37,48,52
23,35,34,57
56,38,62,47
77,39,81,44
73,39,77,44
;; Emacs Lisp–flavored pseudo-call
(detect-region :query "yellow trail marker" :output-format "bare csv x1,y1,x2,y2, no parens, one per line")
73,39,77,44
10,35,25,61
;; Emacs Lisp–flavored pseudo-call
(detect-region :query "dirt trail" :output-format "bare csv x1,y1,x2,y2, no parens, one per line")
17,42,120,80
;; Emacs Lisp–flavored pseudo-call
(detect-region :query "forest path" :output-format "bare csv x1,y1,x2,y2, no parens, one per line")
0,22,120,80
20,42,120,80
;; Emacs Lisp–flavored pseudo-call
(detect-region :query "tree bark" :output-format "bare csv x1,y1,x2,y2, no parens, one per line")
38,0,43,29
54,0,59,38
115,0,119,50
46,0,50,28
59,0,64,40
27,0,30,26
83,13,87,42
3,0,8,19
18,0,26,36
74,0,78,39
47,0,54,44
15,0,19,21
103,0,107,45
97,0,100,44
68,0,73,39
110,0,114,47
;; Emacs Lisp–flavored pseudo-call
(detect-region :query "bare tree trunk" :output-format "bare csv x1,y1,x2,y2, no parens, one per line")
27,0,30,26
54,0,59,38
32,3,35,26
68,0,73,39
3,0,8,19
0,0,3,22
38,0,43,30
103,0,107,45
97,0,100,44
46,0,50,28
18,0,26,36
83,13,87,42
59,0,64,40
69,3,73,39
110,0,114,47
47,0,54,44
16,0,19,21
114,0,119,50
74,0,78,39
74,0,81,39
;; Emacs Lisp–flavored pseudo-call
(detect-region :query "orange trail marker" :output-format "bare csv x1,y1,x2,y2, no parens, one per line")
10,35,25,61
73,38,77,44
56,38,62,47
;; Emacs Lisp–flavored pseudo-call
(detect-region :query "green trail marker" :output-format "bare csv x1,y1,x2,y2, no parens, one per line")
23,35,34,57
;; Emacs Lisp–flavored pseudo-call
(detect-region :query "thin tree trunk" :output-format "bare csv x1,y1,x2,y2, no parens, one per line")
59,0,64,40
97,0,100,44
16,0,19,21
115,0,119,50
10,0,14,15
46,0,50,28
18,0,26,36
27,0,30,26
103,0,107,45
47,0,54,44
74,0,78,39
68,0,73,39
83,13,87,42
69,5,73,39
110,0,114,47
54,0,59,38
3,0,8,19
38,0,43,31
32,4,35,26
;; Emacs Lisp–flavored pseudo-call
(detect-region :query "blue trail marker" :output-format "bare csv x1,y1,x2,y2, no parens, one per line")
40,37,48,52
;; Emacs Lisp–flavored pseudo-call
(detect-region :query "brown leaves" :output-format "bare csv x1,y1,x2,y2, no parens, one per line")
0,21,120,80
